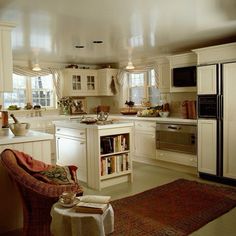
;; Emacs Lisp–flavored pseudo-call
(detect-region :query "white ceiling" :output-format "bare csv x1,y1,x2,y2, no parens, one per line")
0,0,236,66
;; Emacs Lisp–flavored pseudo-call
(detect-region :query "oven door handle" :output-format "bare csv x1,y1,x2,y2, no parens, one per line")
167,125,181,131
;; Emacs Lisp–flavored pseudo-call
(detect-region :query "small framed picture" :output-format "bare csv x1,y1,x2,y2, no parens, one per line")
70,97,87,115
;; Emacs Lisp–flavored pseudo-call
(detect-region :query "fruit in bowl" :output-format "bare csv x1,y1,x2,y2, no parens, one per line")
159,111,170,118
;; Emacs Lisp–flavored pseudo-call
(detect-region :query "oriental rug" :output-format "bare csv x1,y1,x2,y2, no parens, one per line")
110,179,236,236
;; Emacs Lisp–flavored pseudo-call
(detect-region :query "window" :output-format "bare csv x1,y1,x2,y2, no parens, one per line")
128,69,160,106
3,74,56,109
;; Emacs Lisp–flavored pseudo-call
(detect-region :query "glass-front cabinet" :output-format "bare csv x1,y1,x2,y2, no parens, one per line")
63,69,98,96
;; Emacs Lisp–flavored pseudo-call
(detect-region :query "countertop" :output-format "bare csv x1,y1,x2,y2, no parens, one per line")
53,120,134,130
12,114,197,125
0,130,54,145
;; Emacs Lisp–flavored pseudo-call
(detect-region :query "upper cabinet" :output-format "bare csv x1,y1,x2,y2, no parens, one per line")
97,68,118,96
197,64,217,95
157,62,170,93
63,69,98,96
169,52,197,93
0,22,15,92
192,42,236,65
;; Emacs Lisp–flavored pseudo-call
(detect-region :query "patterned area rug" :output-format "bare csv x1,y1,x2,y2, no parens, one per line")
110,179,236,236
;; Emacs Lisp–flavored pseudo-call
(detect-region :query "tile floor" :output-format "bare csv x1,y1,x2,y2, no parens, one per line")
83,162,236,236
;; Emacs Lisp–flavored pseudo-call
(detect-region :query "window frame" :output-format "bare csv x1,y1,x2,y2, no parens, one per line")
2,73,56,109
127,69,159,107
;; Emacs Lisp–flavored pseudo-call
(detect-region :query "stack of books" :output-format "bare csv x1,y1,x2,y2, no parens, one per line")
74,195,111,214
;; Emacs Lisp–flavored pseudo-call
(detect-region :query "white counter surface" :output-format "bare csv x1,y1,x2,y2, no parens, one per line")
0,130,53,145
53,120,134,130
109,114,197,124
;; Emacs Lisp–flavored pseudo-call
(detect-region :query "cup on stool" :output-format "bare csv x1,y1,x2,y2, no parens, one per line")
60,191,76,204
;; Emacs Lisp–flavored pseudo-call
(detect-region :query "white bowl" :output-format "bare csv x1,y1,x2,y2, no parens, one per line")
159,111,170,118
9,123,30,136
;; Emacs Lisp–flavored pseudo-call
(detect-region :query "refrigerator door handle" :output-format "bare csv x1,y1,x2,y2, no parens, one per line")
217,95,221,120
220,95,223,120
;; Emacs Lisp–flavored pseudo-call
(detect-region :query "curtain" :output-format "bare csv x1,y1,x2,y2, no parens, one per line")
13,66,63,100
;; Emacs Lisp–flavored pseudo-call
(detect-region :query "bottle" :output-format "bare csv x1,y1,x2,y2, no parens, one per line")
1,111,9,128
10,114,20,124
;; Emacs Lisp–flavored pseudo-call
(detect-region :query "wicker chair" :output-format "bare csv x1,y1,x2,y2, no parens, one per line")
0,149,83,236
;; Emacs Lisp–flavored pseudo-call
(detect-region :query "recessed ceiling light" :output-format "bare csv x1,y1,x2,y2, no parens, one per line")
93,40,103,44
75,45,85,48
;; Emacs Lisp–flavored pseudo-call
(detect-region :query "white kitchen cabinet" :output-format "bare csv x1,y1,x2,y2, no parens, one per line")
197,119,217,175
55,126,87,182
97,68,118,96
197,65,217,94
169,52,197,92
0,22,15,92
223,62,236,179
63,68,98,96
157,63,170,92
134,121,156,159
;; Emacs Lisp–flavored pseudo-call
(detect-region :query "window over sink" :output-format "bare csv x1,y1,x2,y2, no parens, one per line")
3,74,56,109
127,69,160,106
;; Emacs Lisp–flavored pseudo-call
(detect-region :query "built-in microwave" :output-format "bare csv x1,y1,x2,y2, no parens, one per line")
172,66,196,87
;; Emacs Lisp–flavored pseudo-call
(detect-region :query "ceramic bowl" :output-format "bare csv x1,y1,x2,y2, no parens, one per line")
159,111,170,118
9,123,30,136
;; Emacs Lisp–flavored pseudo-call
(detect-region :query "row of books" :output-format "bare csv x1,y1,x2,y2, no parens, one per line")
101,154,130,176
100,135,128,154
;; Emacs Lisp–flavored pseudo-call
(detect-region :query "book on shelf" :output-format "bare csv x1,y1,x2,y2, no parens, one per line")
74,195,111,214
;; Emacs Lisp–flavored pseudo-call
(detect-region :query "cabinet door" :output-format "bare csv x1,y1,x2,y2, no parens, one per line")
134,131,156,159
197,65,217,94
84,70,97,95
223,62,236,179
158,63,170,92
0,25,14,92
197,119,217,175
134,121,156,159
56,136,87,182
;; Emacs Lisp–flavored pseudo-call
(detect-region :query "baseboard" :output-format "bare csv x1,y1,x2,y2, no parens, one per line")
133,157,197,175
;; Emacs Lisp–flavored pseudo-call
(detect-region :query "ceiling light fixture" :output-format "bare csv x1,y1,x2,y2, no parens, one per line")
126,60,135,70
32,63,42,71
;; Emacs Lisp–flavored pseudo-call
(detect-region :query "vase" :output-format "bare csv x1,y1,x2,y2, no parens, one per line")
62,106,70,115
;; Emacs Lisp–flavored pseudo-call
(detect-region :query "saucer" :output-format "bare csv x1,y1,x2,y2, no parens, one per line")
58,198,79,208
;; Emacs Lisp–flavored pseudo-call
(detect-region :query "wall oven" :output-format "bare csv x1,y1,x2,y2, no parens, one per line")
198,95,218,118
156,123,197,155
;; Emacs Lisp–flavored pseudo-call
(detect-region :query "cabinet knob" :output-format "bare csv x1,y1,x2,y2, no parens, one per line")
80,142,85,145
57,128,61,131
80,132,85,135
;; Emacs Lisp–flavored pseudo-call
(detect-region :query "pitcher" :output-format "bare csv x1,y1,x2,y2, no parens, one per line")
97,111,109,121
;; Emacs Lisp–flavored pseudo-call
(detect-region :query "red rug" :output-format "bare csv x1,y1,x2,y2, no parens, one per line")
110,179,236,236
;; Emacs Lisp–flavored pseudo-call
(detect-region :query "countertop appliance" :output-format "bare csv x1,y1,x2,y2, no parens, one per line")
197,62,236,184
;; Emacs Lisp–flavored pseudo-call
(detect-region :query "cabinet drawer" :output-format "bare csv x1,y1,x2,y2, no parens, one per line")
135,121,156,132
55,127,86,139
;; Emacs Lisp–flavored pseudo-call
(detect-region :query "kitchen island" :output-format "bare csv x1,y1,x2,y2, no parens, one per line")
53,120,134,190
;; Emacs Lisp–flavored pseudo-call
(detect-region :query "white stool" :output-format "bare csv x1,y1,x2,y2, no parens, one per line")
50,203,114,236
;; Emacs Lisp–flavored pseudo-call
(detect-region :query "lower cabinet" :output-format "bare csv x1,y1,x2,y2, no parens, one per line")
134,121,156,159
55,127,87,183
197,119,217,175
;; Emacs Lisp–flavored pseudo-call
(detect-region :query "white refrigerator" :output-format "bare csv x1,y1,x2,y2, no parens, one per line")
197,62,236,184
